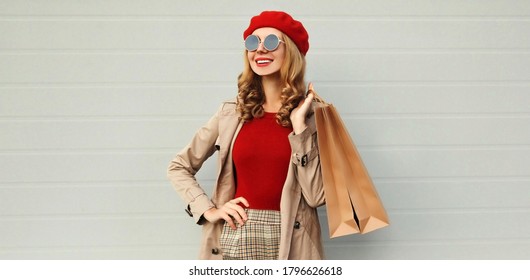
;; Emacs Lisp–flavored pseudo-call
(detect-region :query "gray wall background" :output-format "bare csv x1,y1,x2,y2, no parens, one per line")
1,0,529,259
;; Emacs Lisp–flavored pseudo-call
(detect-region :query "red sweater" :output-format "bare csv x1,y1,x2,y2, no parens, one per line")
232,112,293,210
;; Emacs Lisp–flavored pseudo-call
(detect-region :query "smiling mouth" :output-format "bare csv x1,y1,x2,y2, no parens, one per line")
256,59,273,66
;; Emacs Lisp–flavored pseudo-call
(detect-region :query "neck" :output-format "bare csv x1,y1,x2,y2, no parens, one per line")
261,74,283,112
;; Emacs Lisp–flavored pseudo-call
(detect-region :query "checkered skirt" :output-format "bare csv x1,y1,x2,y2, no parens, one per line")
219,209,281,260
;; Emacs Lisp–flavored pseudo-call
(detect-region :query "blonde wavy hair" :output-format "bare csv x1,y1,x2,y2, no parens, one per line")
236,34,307,127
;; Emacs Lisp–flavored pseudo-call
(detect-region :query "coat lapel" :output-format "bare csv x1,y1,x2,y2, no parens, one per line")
213,101,241,204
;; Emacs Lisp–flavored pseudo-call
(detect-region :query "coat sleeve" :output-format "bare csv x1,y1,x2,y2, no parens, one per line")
167,105,222,224
288,111,325,208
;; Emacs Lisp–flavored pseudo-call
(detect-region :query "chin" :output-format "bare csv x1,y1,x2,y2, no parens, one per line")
251,67,281,77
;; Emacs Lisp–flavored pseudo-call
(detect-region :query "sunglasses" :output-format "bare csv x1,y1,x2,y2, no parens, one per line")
244,34,285,52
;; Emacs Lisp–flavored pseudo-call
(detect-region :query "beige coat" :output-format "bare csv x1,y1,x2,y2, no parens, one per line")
167,99,325,259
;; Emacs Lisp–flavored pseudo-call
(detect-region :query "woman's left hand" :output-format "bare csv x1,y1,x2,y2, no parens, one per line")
290,82,315,134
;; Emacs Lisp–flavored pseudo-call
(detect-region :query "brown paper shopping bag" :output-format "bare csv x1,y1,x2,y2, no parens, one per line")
314,98,389,238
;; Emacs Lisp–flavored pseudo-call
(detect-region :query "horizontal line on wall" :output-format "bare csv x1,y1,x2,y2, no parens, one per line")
358,144,530,151
387,207,530,215
323,238,530,247
317,81,530,87
0,81,237,89
2,48,530,55
313,80,530,87
0,49,240,55
0,212,181,221
0,145,529,155
341,113,530,119
2,81,530,89
1,112,528,121
2,207,529,221
2,15,530,21
317,208,530,221
3,176,530,189
373,176,530,183
0,180,176,189
0,243,200,253
0,148,178,155
0,115,213,121
0,81,529,91
1,16,249,21
313,48,530,55
1,176,529,189
306,15,530,22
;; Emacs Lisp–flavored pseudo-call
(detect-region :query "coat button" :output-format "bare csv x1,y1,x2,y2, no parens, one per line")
294,221,301,229
211,248,220,255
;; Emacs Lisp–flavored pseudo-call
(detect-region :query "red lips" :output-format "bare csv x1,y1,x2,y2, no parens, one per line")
255,57,273,67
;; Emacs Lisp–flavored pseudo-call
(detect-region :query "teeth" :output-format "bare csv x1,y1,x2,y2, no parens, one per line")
257,60,272,64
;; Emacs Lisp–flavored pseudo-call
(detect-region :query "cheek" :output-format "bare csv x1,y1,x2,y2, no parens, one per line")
247,52,253,63
247,54,256,70
275,49,286,65
274,55,285,68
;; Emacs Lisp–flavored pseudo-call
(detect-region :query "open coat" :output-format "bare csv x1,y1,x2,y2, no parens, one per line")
167,99,325,259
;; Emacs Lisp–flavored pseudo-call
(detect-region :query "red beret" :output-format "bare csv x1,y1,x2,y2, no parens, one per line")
243,11,309,56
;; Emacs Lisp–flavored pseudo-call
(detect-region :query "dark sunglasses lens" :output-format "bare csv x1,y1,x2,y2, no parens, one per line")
263,34,280,51
244,35,259,51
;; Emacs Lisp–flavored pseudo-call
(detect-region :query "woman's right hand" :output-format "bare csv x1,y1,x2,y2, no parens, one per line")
203,197,249,230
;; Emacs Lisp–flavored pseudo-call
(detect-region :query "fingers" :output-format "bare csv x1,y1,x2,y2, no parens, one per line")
307,82,317,98
298,91,314,112
231,197,250,208
214,208,237,230
203,197,249,230
301,82,315,105
308,82,314,94
305,91,314,105
222,212,237,230
221,197,249,230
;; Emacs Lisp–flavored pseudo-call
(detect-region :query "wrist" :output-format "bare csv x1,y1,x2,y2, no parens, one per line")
203,207,216,221
293,124,307,135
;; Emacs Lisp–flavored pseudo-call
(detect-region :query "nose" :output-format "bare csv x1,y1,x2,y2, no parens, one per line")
256,41,267,53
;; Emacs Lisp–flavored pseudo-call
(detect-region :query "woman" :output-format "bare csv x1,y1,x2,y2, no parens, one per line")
167,10,325,260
